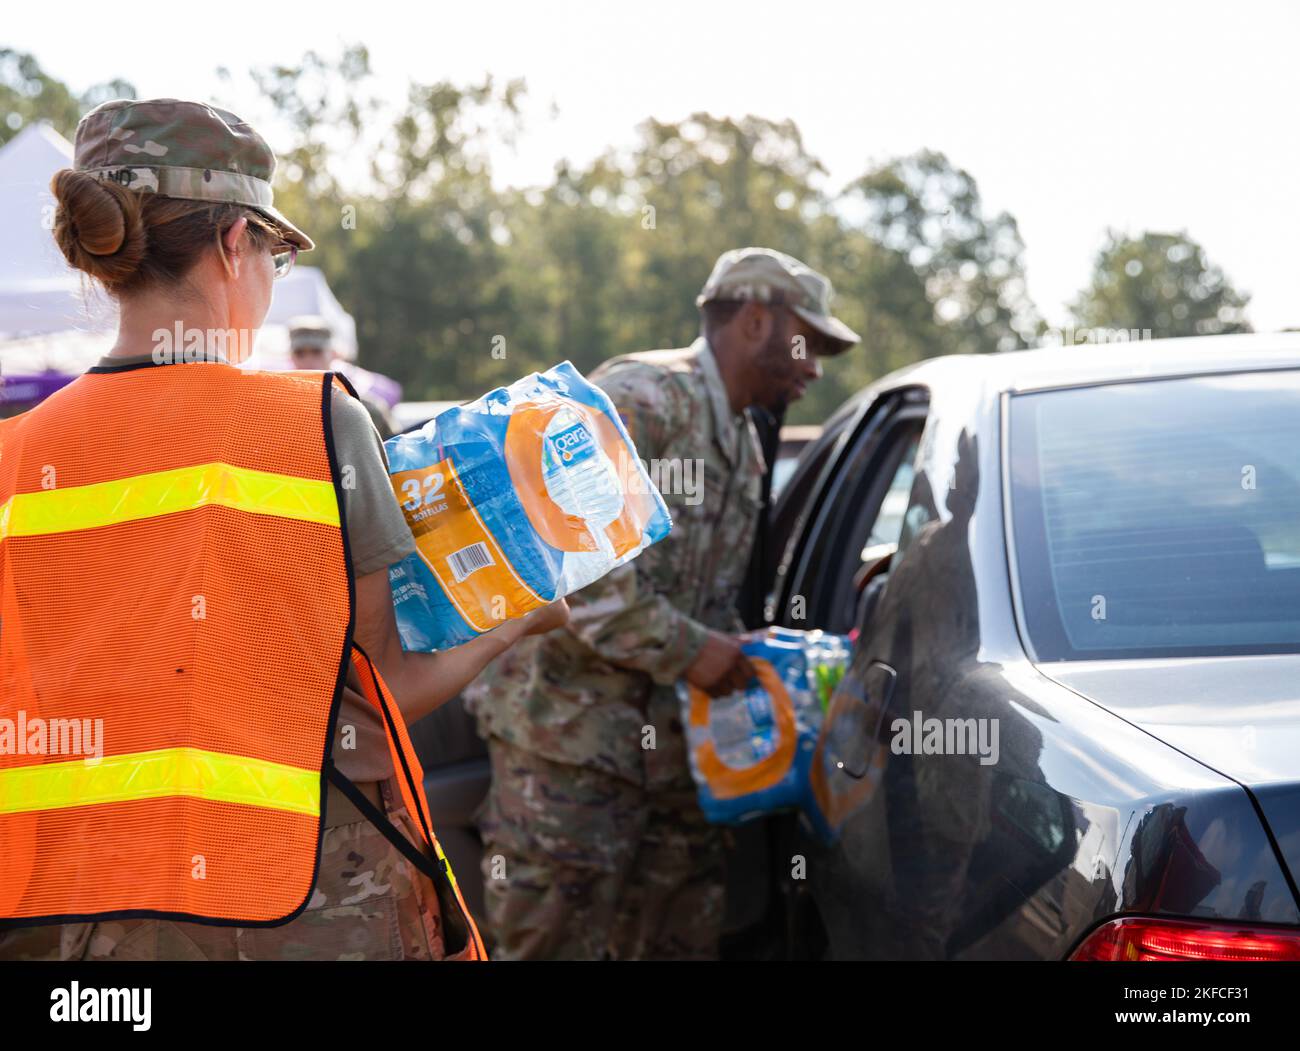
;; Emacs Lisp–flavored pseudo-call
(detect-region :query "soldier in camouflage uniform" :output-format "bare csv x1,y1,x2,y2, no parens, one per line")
0,98,563,961
467,248,860,959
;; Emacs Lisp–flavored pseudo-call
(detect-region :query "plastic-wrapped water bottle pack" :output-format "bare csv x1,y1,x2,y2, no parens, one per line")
679,627,850,840
385,361,672,652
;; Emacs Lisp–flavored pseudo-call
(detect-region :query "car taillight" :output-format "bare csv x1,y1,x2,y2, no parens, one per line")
1071,917,1300,961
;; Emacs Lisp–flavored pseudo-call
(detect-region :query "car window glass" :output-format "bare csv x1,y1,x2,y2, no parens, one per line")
793,416,925,632
862,436,920,556
1010,370,1300,660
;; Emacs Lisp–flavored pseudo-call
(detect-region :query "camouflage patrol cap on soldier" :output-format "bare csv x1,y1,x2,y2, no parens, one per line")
73,98,314,251
288,315,333,351
696,246,859,354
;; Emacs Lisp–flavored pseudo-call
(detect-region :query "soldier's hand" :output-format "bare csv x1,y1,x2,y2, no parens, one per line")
521,598,570,637
684,631,756,697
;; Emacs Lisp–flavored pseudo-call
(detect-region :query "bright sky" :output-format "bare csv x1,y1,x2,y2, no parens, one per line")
9,0,1299,330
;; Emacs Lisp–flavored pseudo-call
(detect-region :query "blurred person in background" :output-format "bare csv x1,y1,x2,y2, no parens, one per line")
288,315,398,439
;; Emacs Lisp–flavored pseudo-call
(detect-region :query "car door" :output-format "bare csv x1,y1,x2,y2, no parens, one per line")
767,385,1079,959
773,395,927,636
723,388,927,958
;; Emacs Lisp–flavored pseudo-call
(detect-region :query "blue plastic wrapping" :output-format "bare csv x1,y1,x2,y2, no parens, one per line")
680,627,850,841
385,361,672,651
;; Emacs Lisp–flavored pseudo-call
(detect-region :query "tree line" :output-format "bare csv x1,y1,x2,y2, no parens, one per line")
1,45,1253,423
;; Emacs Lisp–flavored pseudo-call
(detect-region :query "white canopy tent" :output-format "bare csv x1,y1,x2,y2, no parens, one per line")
0,122,114,338
0,121,358,371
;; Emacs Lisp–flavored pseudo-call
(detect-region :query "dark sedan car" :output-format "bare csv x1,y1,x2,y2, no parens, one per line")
743,332,1300,960
411,333,1300,959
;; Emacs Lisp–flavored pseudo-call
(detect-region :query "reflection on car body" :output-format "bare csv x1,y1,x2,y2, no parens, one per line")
757,333,1300,960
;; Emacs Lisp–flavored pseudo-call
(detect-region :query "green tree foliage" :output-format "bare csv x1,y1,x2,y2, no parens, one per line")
230,49,1050,422
0,48,134,145
499,125,1035,420
503,114,846,402
1071,229,1252,339
10,45,1053,424
845,149,1041,355
225,50,526,395
29,47,1257,430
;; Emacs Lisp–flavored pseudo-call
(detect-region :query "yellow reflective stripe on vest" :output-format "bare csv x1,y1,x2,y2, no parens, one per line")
0,461,338,541
0,746,321,817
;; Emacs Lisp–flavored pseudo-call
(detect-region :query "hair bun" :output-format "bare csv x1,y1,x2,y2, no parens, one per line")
50,169,147,289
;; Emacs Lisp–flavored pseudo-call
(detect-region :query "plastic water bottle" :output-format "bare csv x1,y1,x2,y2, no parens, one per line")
542,407,625,586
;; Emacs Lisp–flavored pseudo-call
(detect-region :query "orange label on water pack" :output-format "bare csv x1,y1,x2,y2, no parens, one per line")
688,659,797,800
503,398,657,558
390,459,549,633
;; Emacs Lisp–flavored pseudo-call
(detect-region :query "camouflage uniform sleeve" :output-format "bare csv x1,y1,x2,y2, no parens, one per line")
562,363,711,685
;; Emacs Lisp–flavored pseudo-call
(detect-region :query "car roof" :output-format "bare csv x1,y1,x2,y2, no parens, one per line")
878,331,1300,396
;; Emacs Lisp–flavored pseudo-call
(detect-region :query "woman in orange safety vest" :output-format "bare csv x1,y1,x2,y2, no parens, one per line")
0,98,567,961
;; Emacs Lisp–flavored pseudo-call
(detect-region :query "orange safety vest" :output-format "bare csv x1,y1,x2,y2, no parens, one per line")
0,359,485,958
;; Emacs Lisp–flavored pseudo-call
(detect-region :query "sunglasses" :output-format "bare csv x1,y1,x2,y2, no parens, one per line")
271,243,298,280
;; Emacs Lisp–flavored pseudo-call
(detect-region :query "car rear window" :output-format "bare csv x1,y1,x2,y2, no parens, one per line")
1008,369,1300,660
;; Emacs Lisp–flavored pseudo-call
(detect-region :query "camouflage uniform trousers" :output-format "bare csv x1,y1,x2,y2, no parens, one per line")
477,736,725,961
0,779,469,961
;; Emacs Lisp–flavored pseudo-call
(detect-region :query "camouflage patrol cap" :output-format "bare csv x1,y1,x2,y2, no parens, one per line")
288,315,333,351
696,246,859,354
72,98,314,251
